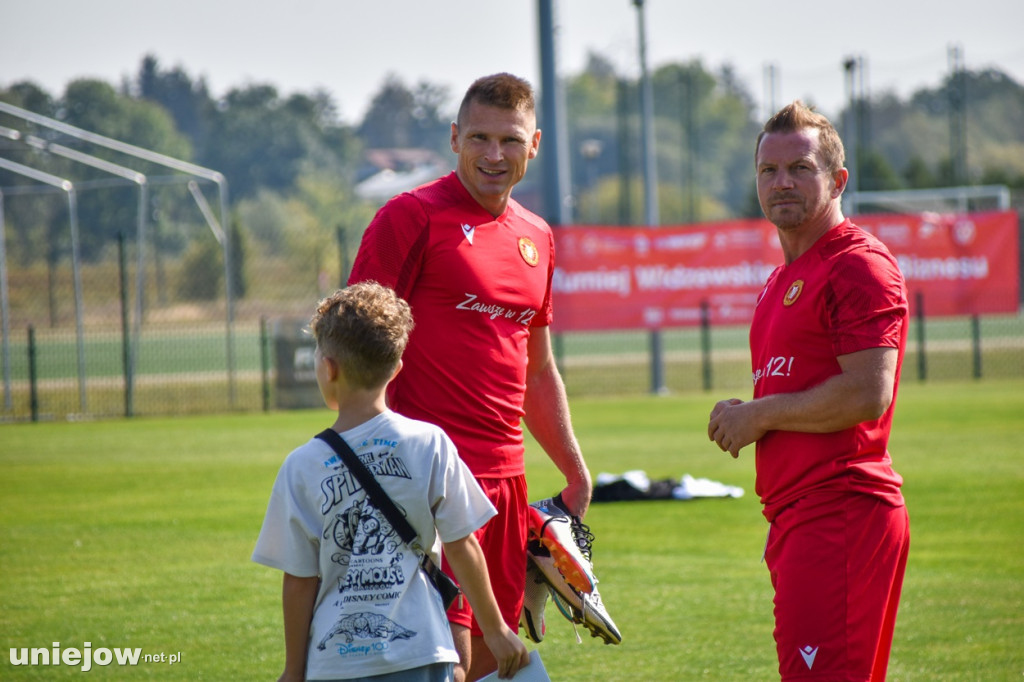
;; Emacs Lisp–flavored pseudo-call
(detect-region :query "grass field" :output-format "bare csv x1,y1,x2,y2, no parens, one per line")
1,380,1022,680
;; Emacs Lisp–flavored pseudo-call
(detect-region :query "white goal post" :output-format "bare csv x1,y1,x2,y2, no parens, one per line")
846,185,1011,215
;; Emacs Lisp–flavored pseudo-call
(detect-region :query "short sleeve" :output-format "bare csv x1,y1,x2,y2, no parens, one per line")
427,432,497,543
536,225,556,328
829,247,908,357
348,193,430,300
251,448,322,577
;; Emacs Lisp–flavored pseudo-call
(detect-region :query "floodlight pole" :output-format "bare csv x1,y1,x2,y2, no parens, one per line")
843,56,860,214
0,156,88,412
537,0,572,226
633,0,666,395
0,100,237,406
633,0,659,228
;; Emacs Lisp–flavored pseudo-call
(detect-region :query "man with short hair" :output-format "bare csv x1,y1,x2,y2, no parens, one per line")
349,73,592,682
708,100,910,681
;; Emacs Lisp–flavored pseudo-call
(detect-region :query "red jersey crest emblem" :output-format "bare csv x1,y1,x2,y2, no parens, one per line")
783,279,804,306
518,237,539,266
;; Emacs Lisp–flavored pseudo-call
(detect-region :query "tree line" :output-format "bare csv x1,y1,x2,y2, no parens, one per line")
1,53,1022,298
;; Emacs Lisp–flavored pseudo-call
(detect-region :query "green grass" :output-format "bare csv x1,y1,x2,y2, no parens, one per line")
1,380,1022,680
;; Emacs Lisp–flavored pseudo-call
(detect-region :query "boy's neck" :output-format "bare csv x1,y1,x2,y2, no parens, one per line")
330,393,388,434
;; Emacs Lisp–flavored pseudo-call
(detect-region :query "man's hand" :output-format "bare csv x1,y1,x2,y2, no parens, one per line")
708,347,899,459
560,474,593,519
708,398,765,458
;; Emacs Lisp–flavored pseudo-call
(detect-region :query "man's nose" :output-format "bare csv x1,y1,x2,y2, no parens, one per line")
483,140,503,163
773,170,795,190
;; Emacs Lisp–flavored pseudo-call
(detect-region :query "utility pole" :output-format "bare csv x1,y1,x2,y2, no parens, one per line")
633,0,666,394
763,62,778,121
948,44,968,187
633,0,659,228
537,0,572,225
616,78,634,225
843,56,861,213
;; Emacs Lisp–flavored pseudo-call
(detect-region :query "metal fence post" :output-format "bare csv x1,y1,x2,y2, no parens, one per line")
118,232,133,417
916,292,927,382
28,325,38,422
700,301,713,391
971,314,982,379
650,329,667,395
260,316,271,412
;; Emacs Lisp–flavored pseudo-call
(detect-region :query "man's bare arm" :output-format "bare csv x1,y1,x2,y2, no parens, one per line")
523,326,592,517
709,347,898,457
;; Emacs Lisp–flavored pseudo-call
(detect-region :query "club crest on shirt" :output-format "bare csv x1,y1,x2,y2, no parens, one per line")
783,279,804,306
518,236,539,266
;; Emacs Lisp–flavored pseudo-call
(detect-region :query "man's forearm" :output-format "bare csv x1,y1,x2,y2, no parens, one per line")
523,362,592,513
754,347,898,434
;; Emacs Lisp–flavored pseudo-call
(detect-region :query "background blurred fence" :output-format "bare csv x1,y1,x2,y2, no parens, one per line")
1,217,1021,423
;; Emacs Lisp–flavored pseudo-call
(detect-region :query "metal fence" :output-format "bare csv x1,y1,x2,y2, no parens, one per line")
1,212,1021,423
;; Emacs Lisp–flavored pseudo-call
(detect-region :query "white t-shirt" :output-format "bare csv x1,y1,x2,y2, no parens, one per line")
252,410,497,680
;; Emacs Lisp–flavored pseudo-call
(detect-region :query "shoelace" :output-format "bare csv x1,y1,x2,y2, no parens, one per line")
570,518,594,562
539,511,595,561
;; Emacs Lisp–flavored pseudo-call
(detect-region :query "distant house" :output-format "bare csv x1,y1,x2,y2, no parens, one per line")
355,147,545,216
355,148,452,202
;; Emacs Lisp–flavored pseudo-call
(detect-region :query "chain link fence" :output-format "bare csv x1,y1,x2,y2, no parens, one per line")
1,196,1022,422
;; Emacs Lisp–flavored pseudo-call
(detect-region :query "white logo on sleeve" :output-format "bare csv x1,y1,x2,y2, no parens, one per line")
799,645,819,669
461,223,475,245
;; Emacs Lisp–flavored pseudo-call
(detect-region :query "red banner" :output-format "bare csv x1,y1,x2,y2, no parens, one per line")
551,210,1019,331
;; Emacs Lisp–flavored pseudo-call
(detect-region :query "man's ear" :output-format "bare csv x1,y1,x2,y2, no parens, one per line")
529,127,541,159
832,167,850,198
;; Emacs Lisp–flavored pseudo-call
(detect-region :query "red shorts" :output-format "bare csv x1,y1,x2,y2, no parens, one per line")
765,491,910,681
442,475,528,636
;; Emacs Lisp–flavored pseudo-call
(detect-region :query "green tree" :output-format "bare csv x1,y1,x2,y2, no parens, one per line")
358,74,452,154
903,156,937,189
857,149,904,191
0,80,58,117
564,55,760,224
62,79,192,159
176,234,222,301
201,83,358,200
135,54,213,148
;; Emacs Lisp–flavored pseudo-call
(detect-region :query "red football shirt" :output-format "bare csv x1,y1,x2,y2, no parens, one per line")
749,220,908,521
349,173,555,477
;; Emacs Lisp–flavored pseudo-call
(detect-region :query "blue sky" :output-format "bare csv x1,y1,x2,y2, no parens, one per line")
2,0,1022,123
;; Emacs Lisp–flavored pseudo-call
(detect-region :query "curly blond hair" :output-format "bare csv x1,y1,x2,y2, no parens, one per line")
309,282,413,390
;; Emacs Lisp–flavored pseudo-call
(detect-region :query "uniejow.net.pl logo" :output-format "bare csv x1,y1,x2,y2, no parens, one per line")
8,642,183,672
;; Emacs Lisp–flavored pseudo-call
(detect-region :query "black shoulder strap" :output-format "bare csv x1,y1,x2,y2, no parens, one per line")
315,428,418,547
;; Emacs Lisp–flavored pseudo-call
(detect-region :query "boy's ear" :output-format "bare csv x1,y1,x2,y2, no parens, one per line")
383,358,403,385
323,355,341,381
